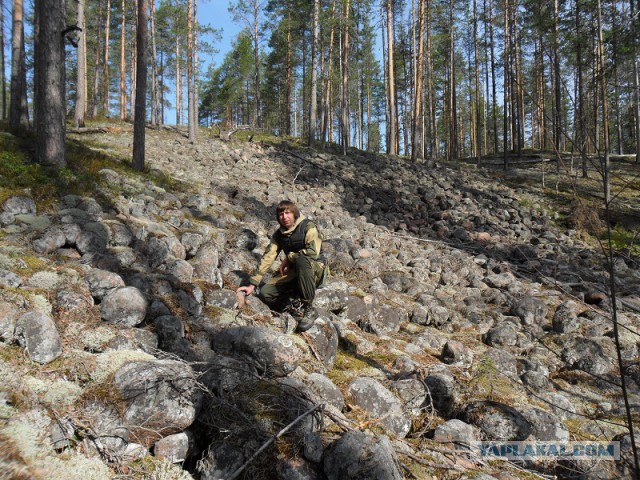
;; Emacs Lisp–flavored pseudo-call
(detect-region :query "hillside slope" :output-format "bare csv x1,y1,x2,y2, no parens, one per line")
0,126,638,479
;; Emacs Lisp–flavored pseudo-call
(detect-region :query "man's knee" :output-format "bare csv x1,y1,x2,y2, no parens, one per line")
295,255,313,270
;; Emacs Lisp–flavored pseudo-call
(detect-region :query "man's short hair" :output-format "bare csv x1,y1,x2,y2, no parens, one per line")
276,200,300,220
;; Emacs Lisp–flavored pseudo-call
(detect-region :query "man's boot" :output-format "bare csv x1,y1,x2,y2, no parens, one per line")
295,302,317,332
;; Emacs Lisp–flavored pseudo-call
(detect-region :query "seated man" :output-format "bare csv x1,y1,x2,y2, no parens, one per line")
236,200,328,332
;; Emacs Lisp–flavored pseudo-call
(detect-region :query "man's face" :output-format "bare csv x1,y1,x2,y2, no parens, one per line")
278,208,295,228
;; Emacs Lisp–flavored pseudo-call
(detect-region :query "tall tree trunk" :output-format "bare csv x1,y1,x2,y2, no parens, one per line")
91,0,103,118
253,0,260,126
130,4,137,118
75,0,87,128
411,0,425,160
187,0,197,141
553,0,562,158
193,0,199,130
285,9,292,135
612,2,623,154
9,0,28,129
150,0,159,125
596,0,610,203
1,0,6,120
502,0,509,169
633,58,640,164
473,0,482,163
120,0,127,120
322,0,336,147
133,0,148,171
488,0,497,155
34,0,66,166
514,5,524,156
341,0,350,155
176,38,181,125
386,0,397,155
308,0,319,146
576,0,588,176
448,0,458,160
426,0,437,158
104,0,111,115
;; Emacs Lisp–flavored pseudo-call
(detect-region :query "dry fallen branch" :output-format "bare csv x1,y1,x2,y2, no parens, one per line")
225,403,324,480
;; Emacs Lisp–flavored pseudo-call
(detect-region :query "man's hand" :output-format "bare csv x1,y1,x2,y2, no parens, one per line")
236,285,255,303
279,256,291,275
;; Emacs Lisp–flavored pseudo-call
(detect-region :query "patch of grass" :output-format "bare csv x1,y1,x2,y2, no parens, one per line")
465,356,519,404
0,125,181,211
605,225,640,257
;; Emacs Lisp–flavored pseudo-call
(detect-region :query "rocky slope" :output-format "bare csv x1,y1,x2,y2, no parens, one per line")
0,126,639,479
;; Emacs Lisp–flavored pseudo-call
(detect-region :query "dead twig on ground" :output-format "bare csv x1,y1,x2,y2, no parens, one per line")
226,403,324,480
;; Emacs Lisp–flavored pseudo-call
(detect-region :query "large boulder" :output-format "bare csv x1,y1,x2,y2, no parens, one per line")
113,359,202,447
15,312,62,364
211,326,302,377
322,430,403,480
346,377,411,438
100,286,148,327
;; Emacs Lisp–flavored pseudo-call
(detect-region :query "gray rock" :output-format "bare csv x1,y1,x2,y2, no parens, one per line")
235,228,259,250
204,288,238,309
463,401,532,441
484,272,519,291
15,312,62,364
336,294,369,323
100,286,148,327
82,400,130,456
106,221,133,246
181,232,204,258
423,370,459,416
482,348,519,379
392,378,427,415
86,268,125,300
146,235,173,267
442,340,474,366
305,373,344,412
178,285,204,316
0,212,15,226
191,241,222,286
315,282,351,313
410,303,429,325
346,377,411,438
211,326,302,377
521,407,569,442
76,222,110,254
300,310,339,370
60,223,82,245
197,442,245,480
277,457,324,479
166,258,194,282
483,321,518,347
3,196,36,215
433,419,474,447
359,303,407,335
322,430,402,480
154,315,187,355
302,432,324,463
552,300,581,333
0,269,21,288
154,431,193,463
561,336,614,375
0,300,20,343
114,359,202,447
33,227,67,254
511,296,548,325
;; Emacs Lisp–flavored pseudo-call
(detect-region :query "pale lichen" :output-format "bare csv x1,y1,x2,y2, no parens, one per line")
91,349,155,384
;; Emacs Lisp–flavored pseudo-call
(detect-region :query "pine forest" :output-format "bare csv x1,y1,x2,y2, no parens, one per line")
1,0,639,166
